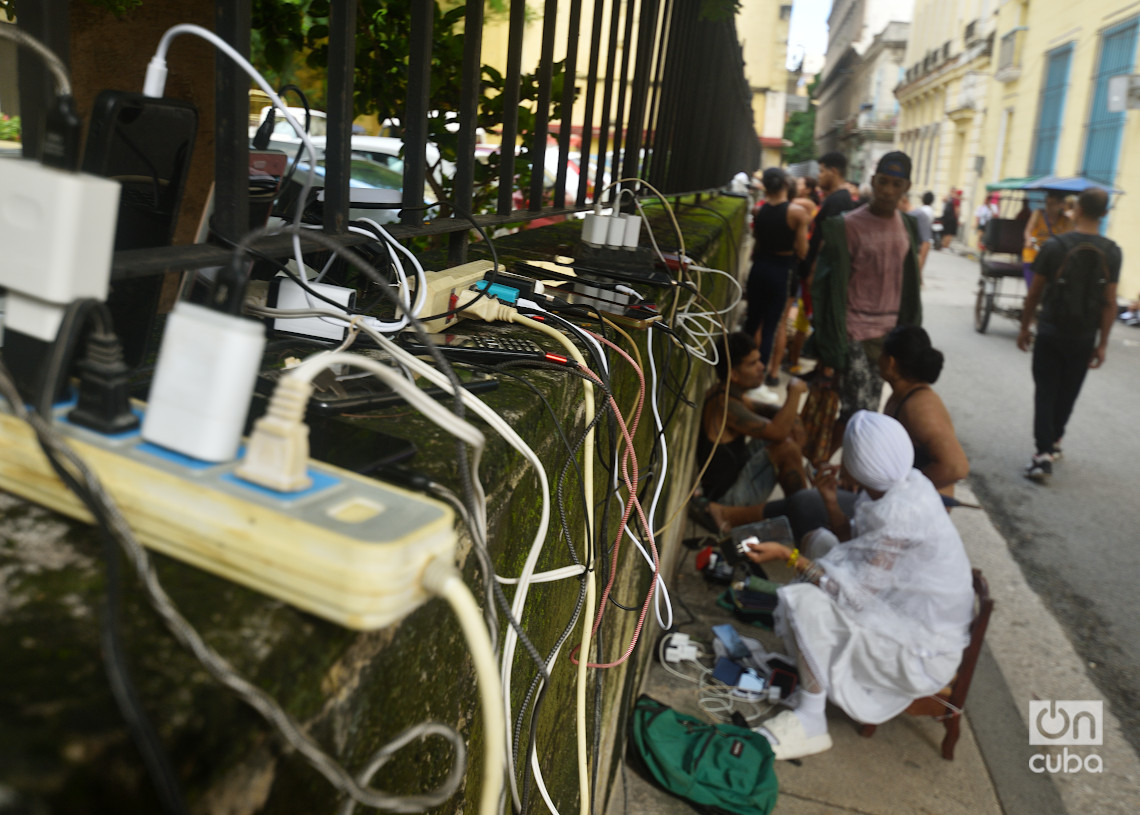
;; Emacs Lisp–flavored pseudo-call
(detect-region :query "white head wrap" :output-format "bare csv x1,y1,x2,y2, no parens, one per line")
842,410,914,492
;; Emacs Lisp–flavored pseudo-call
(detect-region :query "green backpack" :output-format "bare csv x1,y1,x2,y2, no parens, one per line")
628,695,778,815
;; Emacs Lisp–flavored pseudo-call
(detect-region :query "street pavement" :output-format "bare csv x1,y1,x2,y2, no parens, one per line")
607,241,1140,814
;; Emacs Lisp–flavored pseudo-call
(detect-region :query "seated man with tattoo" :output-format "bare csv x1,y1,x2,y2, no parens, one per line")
694,332,809,533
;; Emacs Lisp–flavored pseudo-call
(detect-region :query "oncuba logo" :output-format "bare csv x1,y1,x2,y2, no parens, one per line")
1028,701,1104,774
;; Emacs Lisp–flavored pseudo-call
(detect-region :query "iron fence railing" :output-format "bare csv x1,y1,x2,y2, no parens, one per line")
17,0,759,275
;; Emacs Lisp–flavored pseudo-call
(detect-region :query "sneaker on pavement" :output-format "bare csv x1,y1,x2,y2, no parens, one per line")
1051,445,1063,462
1025,453,1053,483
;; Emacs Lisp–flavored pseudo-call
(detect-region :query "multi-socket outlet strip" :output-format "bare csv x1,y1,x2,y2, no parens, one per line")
0,398,456,630
419,259,498,333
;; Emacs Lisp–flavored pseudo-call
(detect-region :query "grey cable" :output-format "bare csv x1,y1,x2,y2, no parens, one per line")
0,25,72,95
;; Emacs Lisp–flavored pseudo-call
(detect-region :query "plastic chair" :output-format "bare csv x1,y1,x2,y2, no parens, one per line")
858,568,994,760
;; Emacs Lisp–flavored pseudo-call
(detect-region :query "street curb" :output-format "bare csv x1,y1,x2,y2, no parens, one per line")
953,483,1140,814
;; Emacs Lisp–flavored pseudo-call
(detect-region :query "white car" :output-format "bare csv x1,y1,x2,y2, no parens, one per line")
256,107,453,188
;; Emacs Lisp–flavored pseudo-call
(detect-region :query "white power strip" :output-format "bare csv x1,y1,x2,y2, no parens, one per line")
0,400,456,630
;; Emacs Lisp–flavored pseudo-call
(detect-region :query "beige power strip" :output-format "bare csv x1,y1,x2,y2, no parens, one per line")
420,259,496,333
0,404,456,630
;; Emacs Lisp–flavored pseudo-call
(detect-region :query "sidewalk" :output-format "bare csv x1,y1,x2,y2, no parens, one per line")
611,485,1140,815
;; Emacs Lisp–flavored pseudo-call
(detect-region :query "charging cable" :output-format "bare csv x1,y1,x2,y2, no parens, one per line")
0,26,81,169
141,23,319,284
420,558,506,815
0,360,472,813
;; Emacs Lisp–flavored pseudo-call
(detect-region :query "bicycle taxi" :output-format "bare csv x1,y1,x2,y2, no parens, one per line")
973,175,1122,333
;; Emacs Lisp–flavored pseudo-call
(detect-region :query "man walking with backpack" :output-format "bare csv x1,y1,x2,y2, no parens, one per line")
1018,187,1121,482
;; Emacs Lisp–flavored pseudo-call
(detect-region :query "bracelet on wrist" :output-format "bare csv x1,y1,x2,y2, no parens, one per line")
786,548,800,570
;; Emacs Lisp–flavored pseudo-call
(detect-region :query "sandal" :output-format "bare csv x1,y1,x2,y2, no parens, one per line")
687,497,721,535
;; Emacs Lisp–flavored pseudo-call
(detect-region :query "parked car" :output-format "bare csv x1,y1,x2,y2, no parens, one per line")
275,147,433,224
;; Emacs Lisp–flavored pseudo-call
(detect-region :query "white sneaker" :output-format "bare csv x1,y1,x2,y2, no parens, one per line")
745,384,781,404
755,710,833,760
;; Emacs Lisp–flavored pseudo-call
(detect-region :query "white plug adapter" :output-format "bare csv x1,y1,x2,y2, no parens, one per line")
582,212,609,247
621,214,642,249
268,275,356,341
0,158,120,341
142,302,267,462
605,214,626,248
664,642,699,663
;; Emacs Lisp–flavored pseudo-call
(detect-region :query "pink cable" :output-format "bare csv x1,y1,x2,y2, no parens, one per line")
570,346,660,669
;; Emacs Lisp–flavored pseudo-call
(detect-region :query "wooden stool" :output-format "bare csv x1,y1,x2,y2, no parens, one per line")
859,568,994,760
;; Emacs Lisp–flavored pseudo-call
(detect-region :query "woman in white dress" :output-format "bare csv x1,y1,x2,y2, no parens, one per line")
744,410,974,760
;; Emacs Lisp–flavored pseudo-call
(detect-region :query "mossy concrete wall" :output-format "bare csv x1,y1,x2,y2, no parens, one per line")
0,194,748,814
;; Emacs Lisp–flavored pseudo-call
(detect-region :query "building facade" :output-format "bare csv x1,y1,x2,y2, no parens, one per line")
815,0,913,180
895,0,995,247
740,1,794,167
976,0,1140,294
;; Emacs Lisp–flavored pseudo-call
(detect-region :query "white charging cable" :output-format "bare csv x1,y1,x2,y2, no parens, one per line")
142,23,319,274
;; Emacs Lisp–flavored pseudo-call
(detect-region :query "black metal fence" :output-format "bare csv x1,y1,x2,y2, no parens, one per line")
17,0,759,274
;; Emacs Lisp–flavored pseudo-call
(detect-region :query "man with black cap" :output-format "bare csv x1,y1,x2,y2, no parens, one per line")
810,150,923,447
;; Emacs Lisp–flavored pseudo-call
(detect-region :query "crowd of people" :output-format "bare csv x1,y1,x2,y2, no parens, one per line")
693,150,1122,760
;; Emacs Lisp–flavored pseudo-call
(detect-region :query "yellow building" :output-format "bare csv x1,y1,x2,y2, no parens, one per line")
895,0,994,246
739,2,793,167
481,0,790,169
978,0,1140,296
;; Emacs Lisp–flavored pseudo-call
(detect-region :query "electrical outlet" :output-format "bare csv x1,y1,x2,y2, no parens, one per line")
0,401,456,630
420,259,496,333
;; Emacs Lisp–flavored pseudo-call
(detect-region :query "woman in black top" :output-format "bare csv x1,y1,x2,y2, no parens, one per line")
744,169,810,380
940,193,960,248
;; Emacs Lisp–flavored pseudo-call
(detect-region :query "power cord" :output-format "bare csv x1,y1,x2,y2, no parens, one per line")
0,359,482,813
0,25,81,169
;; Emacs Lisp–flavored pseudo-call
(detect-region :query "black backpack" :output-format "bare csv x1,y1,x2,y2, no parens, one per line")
1041,234,1109,333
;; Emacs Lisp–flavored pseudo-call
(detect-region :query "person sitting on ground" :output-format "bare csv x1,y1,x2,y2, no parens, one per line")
761,325,968,540
743,411,974,760
693,332,809,533
880,325,969,498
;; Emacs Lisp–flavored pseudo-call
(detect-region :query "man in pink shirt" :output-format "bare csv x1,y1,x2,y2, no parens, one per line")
810,151,923,443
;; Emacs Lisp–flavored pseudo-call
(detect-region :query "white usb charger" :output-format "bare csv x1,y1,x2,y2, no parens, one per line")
141,302,267,462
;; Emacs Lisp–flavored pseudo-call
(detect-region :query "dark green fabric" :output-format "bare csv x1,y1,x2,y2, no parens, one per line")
809,211,923,370
629,695,778,814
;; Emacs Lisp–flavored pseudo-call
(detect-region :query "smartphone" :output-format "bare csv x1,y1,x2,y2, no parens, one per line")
397,332,548,364
712,623,751,661
83,90,198,367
